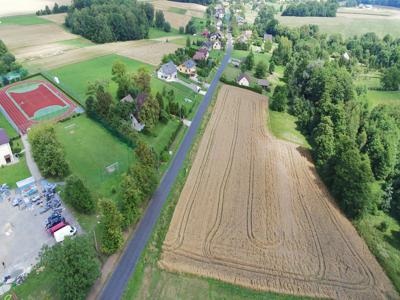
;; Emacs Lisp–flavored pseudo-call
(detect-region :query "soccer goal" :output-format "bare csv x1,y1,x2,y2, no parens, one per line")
105,162,119,174
64,123,76,130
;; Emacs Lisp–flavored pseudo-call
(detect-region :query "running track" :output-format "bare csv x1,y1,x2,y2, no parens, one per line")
98,36,232,300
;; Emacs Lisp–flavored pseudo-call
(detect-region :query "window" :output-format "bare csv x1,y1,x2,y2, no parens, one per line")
4,155,11,164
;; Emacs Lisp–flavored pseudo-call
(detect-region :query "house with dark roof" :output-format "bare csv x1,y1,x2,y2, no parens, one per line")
0,128,13,166
157,61,177,82
257,79,270,90
193,48,209,61
210,32,222,41
178,59,196,75
237,73,251,87
202,41,213,51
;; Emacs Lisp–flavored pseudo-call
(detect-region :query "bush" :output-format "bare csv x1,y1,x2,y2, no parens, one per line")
64,175,96,214
376,221,389,232
99,199,124,255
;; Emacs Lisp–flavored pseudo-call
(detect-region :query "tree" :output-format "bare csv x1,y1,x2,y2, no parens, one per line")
179,26,184,34
244,51,254,71
313,116,335,168
64,175,96,214
143,2,155,25
133,67,151,94
273,36,292,65
138,95,160,129
270,85,288,112
185,19,197,35
163,21,171,32
99,199,124,255
29,125,69,178
381,65,400,91
264,39,272,52
155,10,165,29
255,61,267,78
332,137,377,218
269,60,275,74
186,36,191,48
41,236,100,300
135,140,158,168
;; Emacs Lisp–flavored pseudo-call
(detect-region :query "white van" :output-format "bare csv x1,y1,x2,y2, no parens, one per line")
54,225,77,242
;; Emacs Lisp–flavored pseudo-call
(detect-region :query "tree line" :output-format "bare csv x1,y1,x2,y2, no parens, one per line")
0,40,22,79
170,0,211,5
282,0,339,17
254,7,400,222
36,2,69,16
65,0,153,43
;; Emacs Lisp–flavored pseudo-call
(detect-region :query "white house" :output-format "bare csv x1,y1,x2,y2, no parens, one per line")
213,40,222,50
237,74,250,87
157,61,177,82
0,129,13,166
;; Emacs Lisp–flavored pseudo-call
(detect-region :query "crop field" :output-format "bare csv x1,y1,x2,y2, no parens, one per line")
160,85,396,299
151,0,206,28
277,7,400,38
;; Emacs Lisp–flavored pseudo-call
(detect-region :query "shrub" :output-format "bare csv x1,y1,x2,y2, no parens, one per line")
64,175,96,214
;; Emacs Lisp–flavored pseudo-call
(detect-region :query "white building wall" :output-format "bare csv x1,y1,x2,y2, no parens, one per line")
0,143,13,166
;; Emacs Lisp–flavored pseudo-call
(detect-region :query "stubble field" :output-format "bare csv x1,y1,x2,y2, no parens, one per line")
160,85,397,299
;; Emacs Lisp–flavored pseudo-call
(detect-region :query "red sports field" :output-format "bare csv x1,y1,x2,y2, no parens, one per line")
0,80,76,134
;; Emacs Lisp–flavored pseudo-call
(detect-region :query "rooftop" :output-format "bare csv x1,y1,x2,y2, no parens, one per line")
160,61,177,75
0,128,10,145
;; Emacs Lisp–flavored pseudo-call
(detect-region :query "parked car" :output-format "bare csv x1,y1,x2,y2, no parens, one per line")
49,221,67,234
54,225,77,242
45,215,65,229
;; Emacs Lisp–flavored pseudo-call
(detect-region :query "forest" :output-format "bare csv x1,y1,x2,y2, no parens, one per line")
282,0,339,17
65,0,154,43
254,7,400,222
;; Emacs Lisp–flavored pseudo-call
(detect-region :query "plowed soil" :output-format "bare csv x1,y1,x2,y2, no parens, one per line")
160,85,397,299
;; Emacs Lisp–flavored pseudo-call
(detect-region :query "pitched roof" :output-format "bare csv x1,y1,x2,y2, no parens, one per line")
135,92,148,111
183,59,196,68
0,128,9,145
120,94,134,103
263,33,273,41
257,79,269,86
202,41,213,48
237,73,250,82
160,61,177,75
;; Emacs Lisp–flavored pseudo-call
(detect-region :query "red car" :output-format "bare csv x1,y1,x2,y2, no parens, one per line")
48,221,67,235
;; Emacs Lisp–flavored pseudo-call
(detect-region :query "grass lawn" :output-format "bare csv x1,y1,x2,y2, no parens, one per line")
191,17,207,33
355,212,400,294
168,7,187,15
0,14,51,26
366,90,400,108
268,110,310,149
122,84,316,300
48,54,151,103
142,118,181,154
54,115,134,201
0,157,31,188
148,28,182,39
57,38,94,48
48,54,199,110
0,113,18,138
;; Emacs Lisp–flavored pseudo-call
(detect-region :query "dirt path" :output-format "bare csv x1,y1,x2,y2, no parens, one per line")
160,85,397,299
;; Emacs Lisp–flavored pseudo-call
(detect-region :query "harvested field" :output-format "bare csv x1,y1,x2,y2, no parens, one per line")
0,0,71,17
39,13,67,25
0,23,76,50
117,41,180,65
151,0,206,28
23,39,175,72
160,85,397,299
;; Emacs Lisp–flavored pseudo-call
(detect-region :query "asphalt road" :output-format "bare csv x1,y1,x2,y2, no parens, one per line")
98,36,232,300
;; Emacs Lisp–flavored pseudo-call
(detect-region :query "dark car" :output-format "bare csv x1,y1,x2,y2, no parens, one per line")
45,215,65,229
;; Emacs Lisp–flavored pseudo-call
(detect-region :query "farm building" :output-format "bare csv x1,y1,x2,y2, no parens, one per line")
0,129,14,166
193,48,209,61
178,59,197,75
237,74,250,87
157,61,177,82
